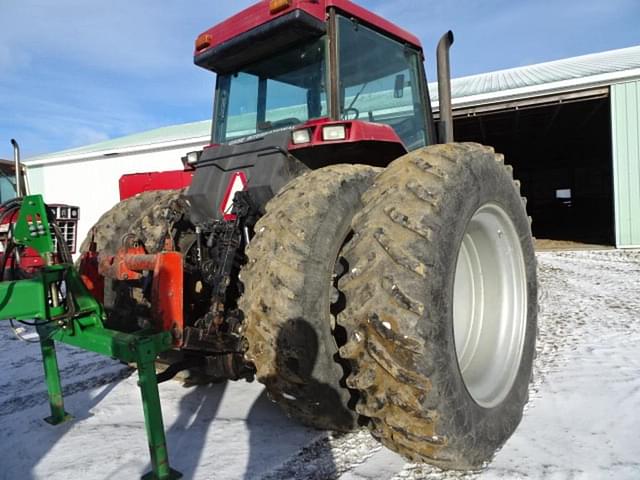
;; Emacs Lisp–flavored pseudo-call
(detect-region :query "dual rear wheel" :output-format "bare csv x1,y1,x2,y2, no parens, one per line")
243,143,537,468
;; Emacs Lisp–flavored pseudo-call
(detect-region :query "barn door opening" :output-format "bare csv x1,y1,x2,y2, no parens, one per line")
454,94,614,248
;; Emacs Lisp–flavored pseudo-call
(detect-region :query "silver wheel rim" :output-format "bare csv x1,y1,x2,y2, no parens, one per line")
453,203,527,408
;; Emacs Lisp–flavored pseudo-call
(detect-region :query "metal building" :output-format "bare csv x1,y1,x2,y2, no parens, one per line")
26,45,640,248
443,45,640,248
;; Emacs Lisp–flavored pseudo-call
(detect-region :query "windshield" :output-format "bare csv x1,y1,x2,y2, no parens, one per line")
213,36,328,143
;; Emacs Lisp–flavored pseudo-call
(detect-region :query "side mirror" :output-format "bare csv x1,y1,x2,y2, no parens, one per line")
394,74,405,99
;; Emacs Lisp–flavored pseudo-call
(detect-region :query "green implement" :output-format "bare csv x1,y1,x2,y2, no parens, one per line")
0,194,182,480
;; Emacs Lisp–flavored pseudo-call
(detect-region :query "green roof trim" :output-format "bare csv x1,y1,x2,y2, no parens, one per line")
26,120,211,163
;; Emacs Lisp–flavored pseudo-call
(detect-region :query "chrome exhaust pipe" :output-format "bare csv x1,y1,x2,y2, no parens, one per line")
10,139,23,197
436,31,455,143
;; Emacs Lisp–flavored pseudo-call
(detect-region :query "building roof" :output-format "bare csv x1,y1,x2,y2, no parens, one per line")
27,45,640,164
433,44,640,109
27,120,212,166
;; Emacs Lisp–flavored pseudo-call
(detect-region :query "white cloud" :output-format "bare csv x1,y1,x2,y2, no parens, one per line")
0,43,31,72
0,0,638,158
366,0,640,77
0,1,255,74
0,0,255,156
70,126,110,147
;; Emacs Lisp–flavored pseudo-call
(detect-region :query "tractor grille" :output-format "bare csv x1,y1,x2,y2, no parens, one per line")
54,220,77,254
48,204,79,255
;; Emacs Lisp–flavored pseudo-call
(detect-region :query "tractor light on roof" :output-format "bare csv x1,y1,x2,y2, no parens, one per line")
269,0,292,14
292,129,311,145
322,125,347,141
195,34,212,53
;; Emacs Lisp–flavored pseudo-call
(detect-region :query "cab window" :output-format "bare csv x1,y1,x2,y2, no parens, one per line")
337,16,429,150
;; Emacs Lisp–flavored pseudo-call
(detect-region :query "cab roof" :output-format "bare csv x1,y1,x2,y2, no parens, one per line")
195,0,422,59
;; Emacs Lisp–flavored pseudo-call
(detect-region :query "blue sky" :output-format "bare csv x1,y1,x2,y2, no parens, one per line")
1,0,638,158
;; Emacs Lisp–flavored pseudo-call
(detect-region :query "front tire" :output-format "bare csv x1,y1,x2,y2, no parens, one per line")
338,143,537,468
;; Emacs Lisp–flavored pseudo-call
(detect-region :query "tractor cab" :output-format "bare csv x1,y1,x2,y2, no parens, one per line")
195,0,436,155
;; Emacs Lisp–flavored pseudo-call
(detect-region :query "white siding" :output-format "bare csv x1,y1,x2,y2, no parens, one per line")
27,143,207,249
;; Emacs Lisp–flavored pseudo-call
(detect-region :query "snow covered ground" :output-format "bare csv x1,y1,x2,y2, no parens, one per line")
1,250,639,479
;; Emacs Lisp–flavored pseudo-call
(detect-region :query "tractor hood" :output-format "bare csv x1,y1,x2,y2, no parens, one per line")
184,130,309,224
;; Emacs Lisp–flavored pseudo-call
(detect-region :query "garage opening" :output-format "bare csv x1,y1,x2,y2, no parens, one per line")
453,94,614,246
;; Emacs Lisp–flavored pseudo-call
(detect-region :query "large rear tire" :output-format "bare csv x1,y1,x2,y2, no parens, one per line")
240,164,380,431
338,143,537,468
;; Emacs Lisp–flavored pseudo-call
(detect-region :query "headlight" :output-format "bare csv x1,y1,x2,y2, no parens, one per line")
292,129,311,145
59,207,68,219
70,208,79,219
185,151,201,165
322,125,347,141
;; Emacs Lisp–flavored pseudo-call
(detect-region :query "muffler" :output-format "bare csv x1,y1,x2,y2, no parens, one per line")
436,31,455,143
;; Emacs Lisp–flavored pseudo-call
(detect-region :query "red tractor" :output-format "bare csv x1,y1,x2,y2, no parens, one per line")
81,0,537,469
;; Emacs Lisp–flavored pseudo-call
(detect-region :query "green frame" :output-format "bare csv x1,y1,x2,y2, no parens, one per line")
0,195,182,480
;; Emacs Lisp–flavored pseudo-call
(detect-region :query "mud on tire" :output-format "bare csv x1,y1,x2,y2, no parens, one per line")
338,143,537,468
240,164,380,431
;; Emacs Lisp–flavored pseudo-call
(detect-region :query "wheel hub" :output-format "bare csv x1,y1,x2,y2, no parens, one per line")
453,203,527,408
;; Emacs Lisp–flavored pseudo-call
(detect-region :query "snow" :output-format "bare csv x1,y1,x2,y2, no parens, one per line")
1,250,639,479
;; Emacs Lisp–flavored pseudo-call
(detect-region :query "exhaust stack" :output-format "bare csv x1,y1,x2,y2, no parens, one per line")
436,31,455,143
10,139,22,197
